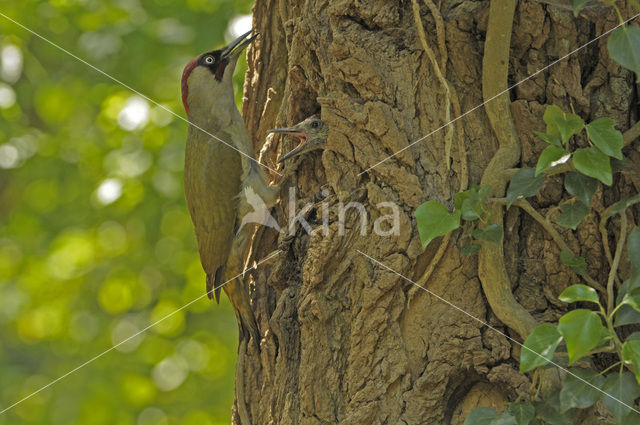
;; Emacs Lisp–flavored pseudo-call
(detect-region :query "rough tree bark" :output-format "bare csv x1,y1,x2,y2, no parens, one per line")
233,1,639,424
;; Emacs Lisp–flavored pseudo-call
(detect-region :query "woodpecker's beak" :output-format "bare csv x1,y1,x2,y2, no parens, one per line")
221,29,258,60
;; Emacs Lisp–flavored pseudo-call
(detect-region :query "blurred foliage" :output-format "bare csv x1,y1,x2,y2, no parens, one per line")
0,0,253,423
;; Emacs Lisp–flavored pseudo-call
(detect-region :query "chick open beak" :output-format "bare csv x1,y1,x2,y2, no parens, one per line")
269,127,309,162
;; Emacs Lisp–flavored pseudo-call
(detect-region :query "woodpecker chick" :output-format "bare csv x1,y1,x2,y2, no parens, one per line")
182,30,261,344
270,115,328,162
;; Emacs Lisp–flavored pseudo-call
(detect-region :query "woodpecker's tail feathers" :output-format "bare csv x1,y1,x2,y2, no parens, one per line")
223,278,260,350
206,267,225,303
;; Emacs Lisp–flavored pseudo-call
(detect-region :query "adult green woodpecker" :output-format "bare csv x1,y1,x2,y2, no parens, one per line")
269,115,328,162
181,30,268,344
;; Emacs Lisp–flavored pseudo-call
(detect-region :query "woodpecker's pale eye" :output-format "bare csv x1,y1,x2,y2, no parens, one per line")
204,56,214,64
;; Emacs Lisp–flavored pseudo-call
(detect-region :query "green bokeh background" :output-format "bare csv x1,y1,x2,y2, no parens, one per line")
0,0,253,423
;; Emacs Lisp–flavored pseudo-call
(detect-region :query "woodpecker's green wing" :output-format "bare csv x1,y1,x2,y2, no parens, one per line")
184,126,242,302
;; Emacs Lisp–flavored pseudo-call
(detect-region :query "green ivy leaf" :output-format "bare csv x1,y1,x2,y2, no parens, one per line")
534,130,563,148
472,224,503,244
586,117,623,159
464,407,497,425
622,340,640,385
506,168,546,207
615,278,640,326
460,244,481,255
560,368,605,410
507,402,535,425
536,145,568,176
621,410,640,425
609,194,640,217
621,288,640,312
461,198,482,221
558,284,600,305
612,158,629,173
564,172,598,208
559,251,587,276
573,147,612,186
490,413,516,425
543,105,585,145
556,202,589,230
614,305,640,327
601,372,640,420
477,185,492,201
457,186,491,221
572,0,591,16
557,309,606,365
534,392,574,425
520,324,563,372
608,26,640,76
415,201,461,249
454,190,471,210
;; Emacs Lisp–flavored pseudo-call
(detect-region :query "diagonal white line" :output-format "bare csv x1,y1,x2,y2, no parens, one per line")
359,13,640,176
0,250,281,416
357,250,640,416
0,11,282,176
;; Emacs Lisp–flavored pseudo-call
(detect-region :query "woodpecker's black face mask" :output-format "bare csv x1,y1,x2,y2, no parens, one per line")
198,50,227,81
200,29,256,81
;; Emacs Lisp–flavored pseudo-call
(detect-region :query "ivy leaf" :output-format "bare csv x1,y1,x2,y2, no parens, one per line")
572,147,612,186
622,340,640,384
460,244,481,255
615,279,640,326
520,324,563,372
586,117,623,159
507,402,535,425
559,251,587,276
472,224,503,244
614,305,640,327
543,105,585,145
564,172,598,208
534,392,574,425
560,368,605,411
572,0,591,16
534,130,563,148
608,26,640,76
415,201,461,248
464,407,497,425
557,309,606,364
621,288,640,312
536,145,568,176
491,413,516,425
601,372,640,420
461,198,482,221
454,190,471,210
506,168,546,207
477,185,492,201
558,284,599,305
611,158,629,173
609,194,640,217
556,202,589,230
457,186,491,221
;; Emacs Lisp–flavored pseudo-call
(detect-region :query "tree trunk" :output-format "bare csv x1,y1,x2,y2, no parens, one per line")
236,1,639,424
